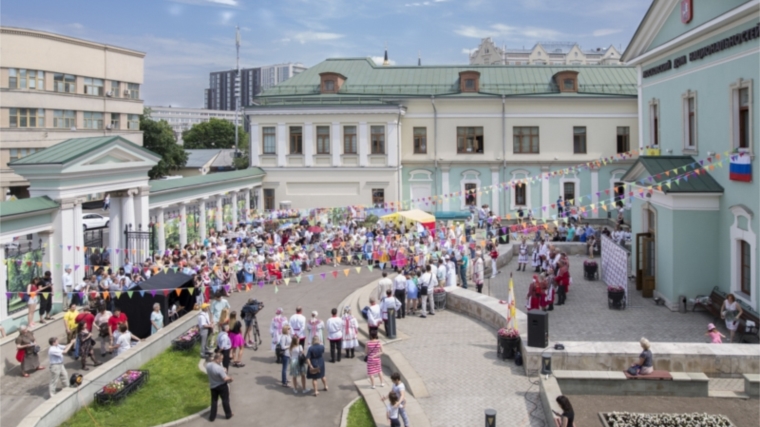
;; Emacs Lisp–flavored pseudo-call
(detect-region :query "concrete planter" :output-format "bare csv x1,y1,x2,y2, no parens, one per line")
433,292,447,310
608,290,626,310
497,336,520,360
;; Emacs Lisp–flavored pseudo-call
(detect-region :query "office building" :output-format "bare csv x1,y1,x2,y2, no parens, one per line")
469,38,623,66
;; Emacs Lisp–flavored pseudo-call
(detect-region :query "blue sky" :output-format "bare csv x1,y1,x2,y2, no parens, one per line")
2,0,651,107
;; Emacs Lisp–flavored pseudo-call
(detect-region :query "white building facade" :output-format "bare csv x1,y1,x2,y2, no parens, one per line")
148,106,238,145
469,38,623,66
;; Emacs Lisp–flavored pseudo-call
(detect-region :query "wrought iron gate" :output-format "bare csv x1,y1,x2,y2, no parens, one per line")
124,224,155,262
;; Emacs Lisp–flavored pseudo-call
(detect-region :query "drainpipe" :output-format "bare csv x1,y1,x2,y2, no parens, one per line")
397,106,403,212
431,96,438,211
501,95,506,215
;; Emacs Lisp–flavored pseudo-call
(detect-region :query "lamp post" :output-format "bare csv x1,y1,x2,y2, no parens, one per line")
484,408,496,426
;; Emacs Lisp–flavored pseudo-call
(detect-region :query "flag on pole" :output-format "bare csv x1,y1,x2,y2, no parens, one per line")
506,275,518,332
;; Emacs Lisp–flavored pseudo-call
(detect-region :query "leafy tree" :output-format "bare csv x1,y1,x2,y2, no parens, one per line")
141,108,188,179
182,117,249,152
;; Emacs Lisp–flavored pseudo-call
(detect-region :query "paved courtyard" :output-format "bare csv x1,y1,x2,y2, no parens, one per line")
392,311,545,427
487,254,735,343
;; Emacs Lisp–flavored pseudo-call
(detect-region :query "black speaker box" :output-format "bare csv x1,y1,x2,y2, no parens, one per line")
527,310,548,348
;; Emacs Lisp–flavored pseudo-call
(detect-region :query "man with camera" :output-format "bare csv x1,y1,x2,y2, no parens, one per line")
241,298,263,349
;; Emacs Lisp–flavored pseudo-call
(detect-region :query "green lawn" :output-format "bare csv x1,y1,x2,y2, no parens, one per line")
347,397,375,427
62,343,208,427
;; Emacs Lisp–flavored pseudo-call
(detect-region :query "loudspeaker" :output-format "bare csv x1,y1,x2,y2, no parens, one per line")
527,310,548,348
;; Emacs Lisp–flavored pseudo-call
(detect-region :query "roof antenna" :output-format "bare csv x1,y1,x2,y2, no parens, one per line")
383,42,389,66
418,50,421,66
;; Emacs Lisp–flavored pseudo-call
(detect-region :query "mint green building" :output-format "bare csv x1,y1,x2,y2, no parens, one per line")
622,0,759,312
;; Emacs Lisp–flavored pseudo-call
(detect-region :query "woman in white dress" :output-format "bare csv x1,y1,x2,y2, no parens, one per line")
341,306,359,359
446,257,458,287
306,311,324,351
269,308,287,352
517,238,530,272
721,294,744,343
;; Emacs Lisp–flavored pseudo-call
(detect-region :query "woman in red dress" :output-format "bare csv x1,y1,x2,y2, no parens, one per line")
526,275,542,310
555,264,570,306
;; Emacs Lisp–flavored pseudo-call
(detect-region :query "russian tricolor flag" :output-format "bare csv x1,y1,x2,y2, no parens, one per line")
730,153,752,182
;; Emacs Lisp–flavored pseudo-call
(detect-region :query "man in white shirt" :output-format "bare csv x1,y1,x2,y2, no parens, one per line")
289,306,307,346
366,297,382,336
217,323,232,370
380,289,402,337
393,272,407,318
377,272,393,301
48,337,69,397
325,308,344,363
418,265,436,318
198,304,214,358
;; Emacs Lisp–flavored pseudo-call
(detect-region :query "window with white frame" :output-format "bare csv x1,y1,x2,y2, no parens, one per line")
84,78,104,96
730,205,756,306
110,113,120,130
9,108,45,128
682,90,697,152
649,99,660,147
8,69,44,90
110,81,120,97
510,170,531,210
127,114,139,130
460,170,481,209
730,79,753,155
53,110,76,128
316,126,330,154
83,112,104,129
263,127,276,154
54,73,76,93
371,126,385,154
126,83,140,99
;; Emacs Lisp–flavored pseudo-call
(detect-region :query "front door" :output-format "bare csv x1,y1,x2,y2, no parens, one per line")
636,232,656,297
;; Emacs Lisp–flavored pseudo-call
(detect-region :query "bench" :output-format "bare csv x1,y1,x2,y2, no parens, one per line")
623,370,672,380
693,286,759,343
553,370,708,397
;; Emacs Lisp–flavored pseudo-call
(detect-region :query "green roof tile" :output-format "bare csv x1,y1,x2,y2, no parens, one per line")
149,168,266,193
625,156,724,193
10,136,158,165
0,196,59,218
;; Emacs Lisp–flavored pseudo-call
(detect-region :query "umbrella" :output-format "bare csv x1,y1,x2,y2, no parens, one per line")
309,225,323,233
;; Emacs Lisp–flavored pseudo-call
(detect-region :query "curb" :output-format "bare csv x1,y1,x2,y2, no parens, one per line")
339,396,360,427
152,407,211,427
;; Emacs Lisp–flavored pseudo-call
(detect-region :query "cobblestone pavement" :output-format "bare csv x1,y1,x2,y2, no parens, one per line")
392,310,545,427
486,255,734,343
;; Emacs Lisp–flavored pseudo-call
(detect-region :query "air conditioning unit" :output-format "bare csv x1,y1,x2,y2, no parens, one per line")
106,91,113,97
123,89,130,96
106,125,112,130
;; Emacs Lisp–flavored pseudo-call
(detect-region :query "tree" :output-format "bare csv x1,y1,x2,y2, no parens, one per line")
141,108,188,179
182,117,249,150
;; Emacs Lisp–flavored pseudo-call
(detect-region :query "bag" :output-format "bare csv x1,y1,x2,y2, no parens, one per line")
99,323,110,338
33,345,40,354
15,349,25,363
298,353,307,366
420,277,429,296
21,294,30,303
361,306,370,320
275,343,284,357
515,350,523,367
627,366,640,376
309,366,320,375
363,355,368,363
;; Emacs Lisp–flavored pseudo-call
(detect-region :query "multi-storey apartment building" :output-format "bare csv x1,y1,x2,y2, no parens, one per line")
0,27,144,197
469,38,623,66
204,63,307,111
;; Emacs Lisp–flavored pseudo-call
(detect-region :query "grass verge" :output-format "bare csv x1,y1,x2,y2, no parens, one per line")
61,343,208,427
347,397,375,427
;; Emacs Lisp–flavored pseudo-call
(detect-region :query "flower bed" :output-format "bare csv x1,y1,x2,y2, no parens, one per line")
94,370,149,404
601,412,733,427
172,326,200,351
497,328,521,360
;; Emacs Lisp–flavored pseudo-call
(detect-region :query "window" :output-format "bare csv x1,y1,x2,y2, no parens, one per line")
614,182,625,207
54,73,76,93
515,183,526,206
372,189,385,206
9,148,39,160
110,81,120,97
110,113,120,130
343,126,357,154
263,189,275,211
464,183,478,206
83,112,104,129
573,126,586,154
324,80,335,91
563,182,575,202
84,78,104,96
8,69,44,90
682,91,697,151
263,127,276,154
316,126,330,154
649,100,660,147
371,126,385,154
53,110,75,128
288,126,303,154
126,83,140,99
563,79,575,90
739,87,750,150
464,79,475,90
513,127,539,154
413,127,427,154
9,68,16,88
127,114,139,130
9,108,45,128
617,127,630,153
459,71,480,92
457,127,484,153
740,240,751,296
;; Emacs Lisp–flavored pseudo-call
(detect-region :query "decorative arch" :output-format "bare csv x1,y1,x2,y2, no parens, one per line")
460,169,482,209
510,169,531,211
558,170,580,206
409,169,433,182
610,168,628,207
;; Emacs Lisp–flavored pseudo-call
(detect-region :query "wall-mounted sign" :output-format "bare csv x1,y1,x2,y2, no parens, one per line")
681,0,693,24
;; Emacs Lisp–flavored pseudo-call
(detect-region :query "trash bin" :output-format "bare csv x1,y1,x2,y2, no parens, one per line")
386,308,397,339
679,295,687,313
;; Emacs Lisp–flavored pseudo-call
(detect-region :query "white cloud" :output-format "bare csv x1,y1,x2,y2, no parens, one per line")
292,31,344,44
165,0,239,7
455,24,564,42
69,23,84,30
593,28,622,37
371,56,396,66
461,48,476,55
219,11,235,25
405,0,447,6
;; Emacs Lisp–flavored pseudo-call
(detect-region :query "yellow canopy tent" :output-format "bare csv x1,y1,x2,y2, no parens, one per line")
381,209,436,230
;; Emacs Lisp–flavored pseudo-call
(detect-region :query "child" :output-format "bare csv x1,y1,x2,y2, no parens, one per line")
381,391,402,427
531,242,541,273
517,239,529,272
390,372,410,427
489,246,499,279
705,323,725,344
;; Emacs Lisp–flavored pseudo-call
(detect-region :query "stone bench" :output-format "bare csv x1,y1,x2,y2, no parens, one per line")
744,373,760,397
553,369,709,397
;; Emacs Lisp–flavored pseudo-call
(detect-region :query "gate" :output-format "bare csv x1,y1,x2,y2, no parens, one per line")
636,232,656,298
124,224,155,263
4,238,45,314
84,228,104,249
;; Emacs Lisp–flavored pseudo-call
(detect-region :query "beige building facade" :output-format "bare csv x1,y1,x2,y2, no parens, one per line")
469,38,623,66
0,27,145,197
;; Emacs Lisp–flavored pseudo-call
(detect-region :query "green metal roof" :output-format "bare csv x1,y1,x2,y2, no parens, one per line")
253,58,637,106
624,156,724,193
0,196,59,218
9,136,159,165
149,168,266,193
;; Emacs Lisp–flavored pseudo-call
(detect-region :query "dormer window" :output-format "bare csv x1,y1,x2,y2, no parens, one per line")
553,70,579,93
459,71,480,93
319,72,346,94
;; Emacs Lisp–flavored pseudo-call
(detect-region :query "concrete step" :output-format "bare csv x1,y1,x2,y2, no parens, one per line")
708,390,750,400
354,378,431,427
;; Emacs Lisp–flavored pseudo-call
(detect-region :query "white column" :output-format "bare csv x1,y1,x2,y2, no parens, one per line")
591,170,599,219
250,123,260,167
303,122,313,167
133,187,150,232
0,248,6,320
179,203,188,246
215,195,224,232
157,207,166,252
38,231,62,306
387,120,399,167
244,189,251,222
198,200,207,241
231,192,239,226
255,187,264,212
276,123,286,167
358,122,368,167
541,166,550,220
73,201,85,283
636,64,644,149
108,195,122,268
122,190,136,232
441,166,450,211
491,167,500,216
331,122,340,167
